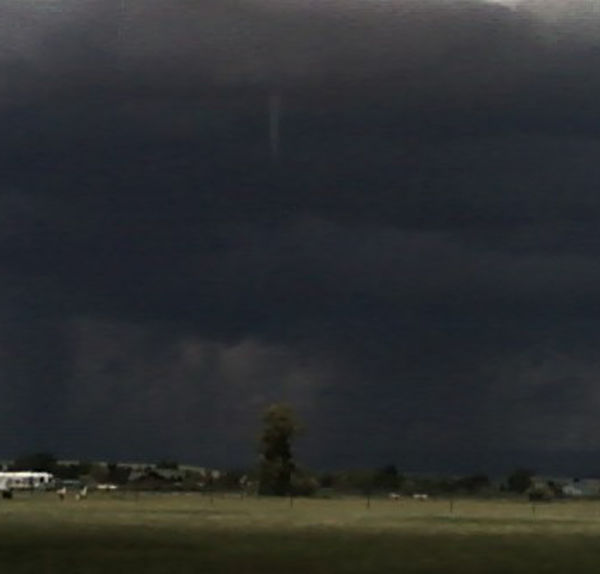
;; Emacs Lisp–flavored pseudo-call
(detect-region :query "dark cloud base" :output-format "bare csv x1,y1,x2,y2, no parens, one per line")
2,0,600,474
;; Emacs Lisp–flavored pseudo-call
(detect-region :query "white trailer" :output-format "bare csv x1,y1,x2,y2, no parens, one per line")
0,471,55,494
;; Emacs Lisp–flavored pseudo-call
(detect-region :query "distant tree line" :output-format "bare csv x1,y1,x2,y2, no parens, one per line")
5,408,541,498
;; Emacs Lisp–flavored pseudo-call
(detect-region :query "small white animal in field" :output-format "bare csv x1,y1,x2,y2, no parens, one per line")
57,487,67,500
388,492,401,500
76,486,88,501
412,493,428,501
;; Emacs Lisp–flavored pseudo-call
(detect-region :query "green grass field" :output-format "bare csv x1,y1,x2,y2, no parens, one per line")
3,493,600,573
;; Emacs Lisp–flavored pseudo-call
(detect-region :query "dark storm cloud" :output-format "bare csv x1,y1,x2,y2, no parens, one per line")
2,0,600,472
0,0,588,104
58,317,323,463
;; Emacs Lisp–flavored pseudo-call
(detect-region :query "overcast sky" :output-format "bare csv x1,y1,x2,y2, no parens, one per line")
2,0,600,474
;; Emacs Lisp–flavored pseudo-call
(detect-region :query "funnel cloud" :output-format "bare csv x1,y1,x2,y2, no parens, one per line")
269,92,282,159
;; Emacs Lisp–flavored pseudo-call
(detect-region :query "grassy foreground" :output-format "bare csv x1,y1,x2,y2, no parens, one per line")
3,493,600,573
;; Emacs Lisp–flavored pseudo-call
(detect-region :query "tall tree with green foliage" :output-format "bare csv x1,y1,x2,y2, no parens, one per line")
258,403,299,496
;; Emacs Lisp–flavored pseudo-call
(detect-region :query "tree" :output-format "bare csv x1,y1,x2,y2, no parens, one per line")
373,464,403,492
455,474,490,494
507,468,534,493
88,463,109,483
258,403,299,496
290,467,319,496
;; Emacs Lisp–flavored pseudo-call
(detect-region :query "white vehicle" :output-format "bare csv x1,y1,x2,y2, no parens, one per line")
96,483,118,491
0,471,56,494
